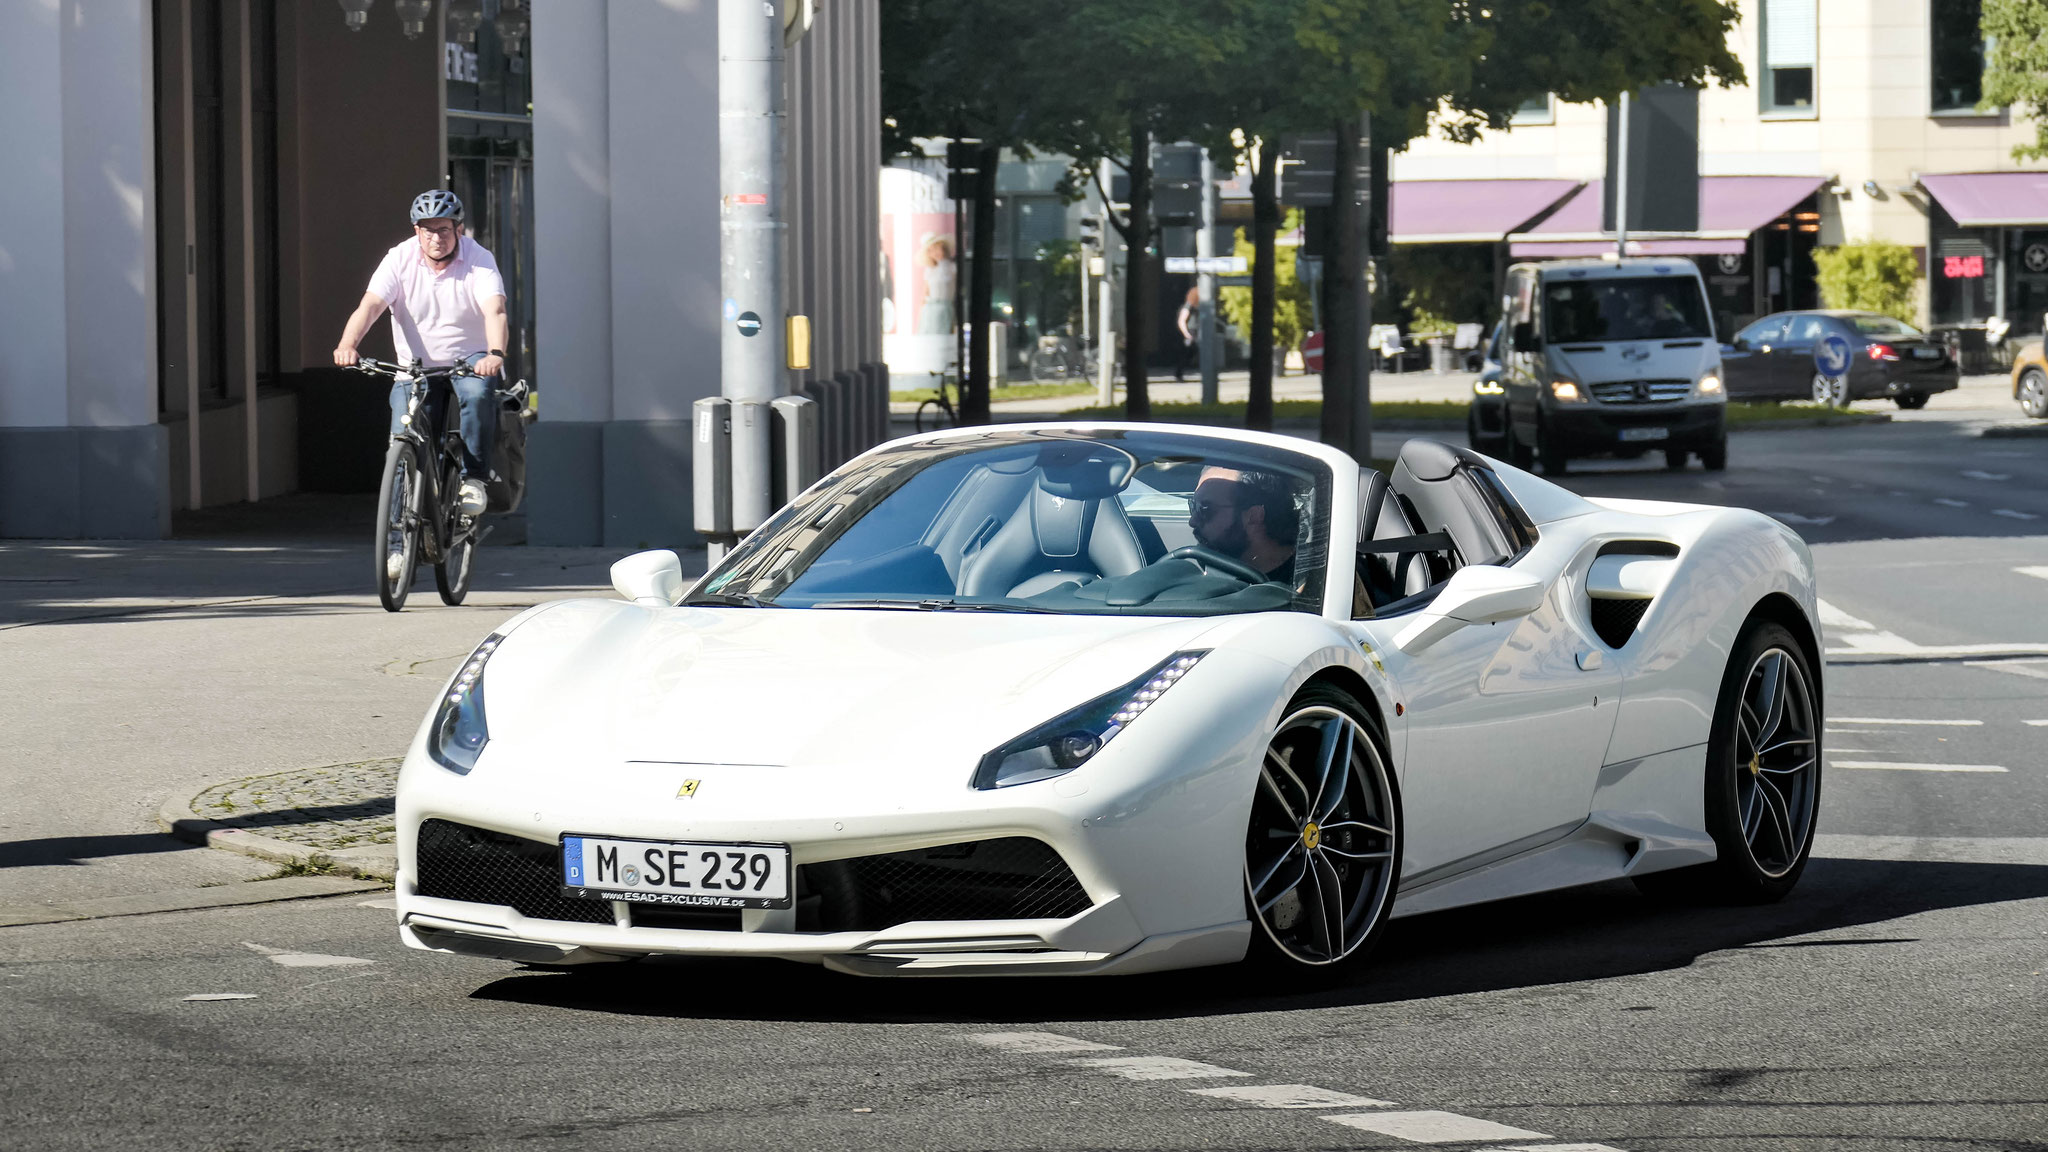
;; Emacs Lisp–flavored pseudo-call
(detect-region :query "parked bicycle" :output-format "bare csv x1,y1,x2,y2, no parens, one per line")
351,356,531,611
914,372,959,433
1027,328,1099,383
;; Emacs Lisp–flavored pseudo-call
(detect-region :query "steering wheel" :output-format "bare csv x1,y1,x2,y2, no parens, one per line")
1168,545,1269,585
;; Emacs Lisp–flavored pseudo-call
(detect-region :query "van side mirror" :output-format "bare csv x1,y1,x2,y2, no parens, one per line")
1511,322,1538,353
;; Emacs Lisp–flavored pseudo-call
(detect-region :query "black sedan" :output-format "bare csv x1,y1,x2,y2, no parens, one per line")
1720,310,1960,408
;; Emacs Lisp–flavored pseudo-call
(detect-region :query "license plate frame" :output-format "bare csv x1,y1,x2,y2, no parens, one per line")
1911,346,1942,360
561,834,793,909
1618,426,1671,442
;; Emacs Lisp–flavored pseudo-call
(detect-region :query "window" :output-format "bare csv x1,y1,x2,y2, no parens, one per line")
1930,0,1986,114
1761,0,1817,115
1511,93,1555,126
1736,316,1788,347
1787,314,1828,344
1543,276,1714,343
1846,314,1924,338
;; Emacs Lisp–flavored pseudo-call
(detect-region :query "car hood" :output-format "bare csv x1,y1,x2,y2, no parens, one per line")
476,599,1225,770
1548,339,1718,384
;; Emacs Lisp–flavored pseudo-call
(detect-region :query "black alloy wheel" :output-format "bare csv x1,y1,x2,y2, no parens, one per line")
1244,686,1402,972
375,441,422,612
435,462,476,606
1636,619,1820,903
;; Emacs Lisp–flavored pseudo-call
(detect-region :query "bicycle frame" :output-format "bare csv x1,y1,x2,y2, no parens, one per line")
356,357,480,563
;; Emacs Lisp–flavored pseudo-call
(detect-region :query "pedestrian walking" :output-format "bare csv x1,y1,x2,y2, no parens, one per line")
1175,286,1199,381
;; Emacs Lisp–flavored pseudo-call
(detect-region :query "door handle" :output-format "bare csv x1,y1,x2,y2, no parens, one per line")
1576,649,1604,671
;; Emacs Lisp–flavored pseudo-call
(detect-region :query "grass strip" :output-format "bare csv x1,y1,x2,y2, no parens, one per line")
890,380,1097,403
1056,397,1891,427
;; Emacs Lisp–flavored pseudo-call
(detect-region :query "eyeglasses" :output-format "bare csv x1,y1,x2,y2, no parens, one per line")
1192,500,1236,519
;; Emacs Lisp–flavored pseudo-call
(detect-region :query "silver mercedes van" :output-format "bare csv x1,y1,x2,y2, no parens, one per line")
1499,258,1727,474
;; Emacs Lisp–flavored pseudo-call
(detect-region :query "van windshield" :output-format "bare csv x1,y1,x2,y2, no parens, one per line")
1543,275,1712,343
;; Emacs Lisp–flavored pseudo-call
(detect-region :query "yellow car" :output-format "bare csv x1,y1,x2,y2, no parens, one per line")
2012,341,2048,419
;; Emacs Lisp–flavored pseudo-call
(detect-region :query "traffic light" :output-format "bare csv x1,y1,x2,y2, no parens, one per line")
1079,215,1102,249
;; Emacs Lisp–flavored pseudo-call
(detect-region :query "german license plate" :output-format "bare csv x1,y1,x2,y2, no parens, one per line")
1618,426,1670,442
1912,346,1942,359
561,834,792,909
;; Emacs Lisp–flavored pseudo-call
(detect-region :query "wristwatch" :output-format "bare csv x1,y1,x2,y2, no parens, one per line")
488,348,504,356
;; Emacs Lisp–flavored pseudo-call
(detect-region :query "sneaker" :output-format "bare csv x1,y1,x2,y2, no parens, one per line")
385,551,406,584
457,478,488,517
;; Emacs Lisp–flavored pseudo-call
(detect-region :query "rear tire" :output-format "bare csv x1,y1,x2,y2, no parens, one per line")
1243,685,1401,976
1634,619,1821,904
2018,368,2048,419
435,463,475,606
374,441,422,613
1893,392,1928,410
1811,373,1847,408
1536,419,1568,476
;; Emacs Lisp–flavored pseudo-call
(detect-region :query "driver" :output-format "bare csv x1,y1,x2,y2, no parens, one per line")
1190,467,1298,583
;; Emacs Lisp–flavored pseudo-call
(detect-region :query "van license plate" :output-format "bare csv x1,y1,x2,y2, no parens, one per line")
1619,427,1670,442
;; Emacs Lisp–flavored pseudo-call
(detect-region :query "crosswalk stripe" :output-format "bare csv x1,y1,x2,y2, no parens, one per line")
1325,1110,1551,1143
1831,761,2007,773
1829,717,1981,726
1188,1084,1395,1109
962,1032,1121,1054
1069,1056,1250,1081
2018,567,2048,581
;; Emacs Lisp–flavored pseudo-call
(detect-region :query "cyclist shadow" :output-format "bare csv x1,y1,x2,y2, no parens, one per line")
467,854,2048,1023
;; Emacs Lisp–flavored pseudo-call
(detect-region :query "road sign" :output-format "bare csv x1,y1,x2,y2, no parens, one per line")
1302,331,1325,374
1815,331,1852,378
1163,256,1247,274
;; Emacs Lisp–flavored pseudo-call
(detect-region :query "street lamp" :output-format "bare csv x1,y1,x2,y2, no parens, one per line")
337,0,375,32
446,0,483,44
393,0,432,40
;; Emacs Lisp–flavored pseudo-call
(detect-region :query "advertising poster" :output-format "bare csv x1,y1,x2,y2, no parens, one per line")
880,164,959,375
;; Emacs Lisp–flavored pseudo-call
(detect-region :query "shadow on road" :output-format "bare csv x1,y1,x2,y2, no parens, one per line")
467,855,2048,1024
0,831,200,869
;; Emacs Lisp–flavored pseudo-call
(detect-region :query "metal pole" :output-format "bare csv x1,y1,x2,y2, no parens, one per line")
1078,230,1090,351
1614,90,1630,259
1197,147,1220,404
719,0,785,541
1097,273,1115,406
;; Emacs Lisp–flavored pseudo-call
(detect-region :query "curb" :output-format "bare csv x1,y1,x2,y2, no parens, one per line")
157,773,398,883
1982,421,2048,438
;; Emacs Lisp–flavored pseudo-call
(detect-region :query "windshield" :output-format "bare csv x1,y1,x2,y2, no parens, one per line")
697,428,1333,616
1544,275,1712,343
1846,314,1923,338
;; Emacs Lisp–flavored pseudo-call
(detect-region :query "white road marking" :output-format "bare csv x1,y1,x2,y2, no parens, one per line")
1828,632,2048,658
1967,659,2048,681
1815,599,1877,631
1815,834,2048,865
1829,717,1981,726
2017,566,2048,581
1069,1056,1250,1081
1494,1145,1629,1152
1993,508,2041,520
1325,1111,1552,1143
357,897,397,910
1831,761,2007,773
242,941,374,968
1768,512,1836,526
182,993,258,1002
1934,497,1970,508
1960,470,2010,481
2028,719,2048,727
1188,1084,1395,1109
963,1032,1121,1054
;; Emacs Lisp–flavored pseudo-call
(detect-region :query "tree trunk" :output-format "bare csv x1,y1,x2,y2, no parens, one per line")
963,145,999,424
1247,145,1279,432
1123,124,1152,420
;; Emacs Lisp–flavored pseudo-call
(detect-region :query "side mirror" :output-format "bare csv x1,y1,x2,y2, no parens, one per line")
1511,322,1538,353
1392,564,1547,654
612,549,686,607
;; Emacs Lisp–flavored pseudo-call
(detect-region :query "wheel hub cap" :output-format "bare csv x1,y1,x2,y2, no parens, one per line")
1301,821,1322,850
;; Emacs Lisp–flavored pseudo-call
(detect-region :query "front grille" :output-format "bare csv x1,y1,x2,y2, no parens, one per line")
415,819,611,924
1590,379,1691,404
1590,597,1652,648
795,838,1091,932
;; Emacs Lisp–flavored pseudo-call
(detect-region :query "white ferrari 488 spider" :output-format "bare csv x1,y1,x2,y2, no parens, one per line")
395,425,1823,976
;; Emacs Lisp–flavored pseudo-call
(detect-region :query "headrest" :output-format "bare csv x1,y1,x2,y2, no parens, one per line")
1035,441,1135,499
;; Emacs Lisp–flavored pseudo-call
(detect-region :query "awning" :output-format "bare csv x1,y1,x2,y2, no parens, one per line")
1918,172,2048,227
1508,175,1828,257
1390,179,1583,244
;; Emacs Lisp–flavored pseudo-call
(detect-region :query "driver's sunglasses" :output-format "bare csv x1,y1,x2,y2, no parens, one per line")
1192,499,1236,520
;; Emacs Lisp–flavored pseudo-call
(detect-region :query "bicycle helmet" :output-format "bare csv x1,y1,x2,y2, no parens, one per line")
409,189,464,225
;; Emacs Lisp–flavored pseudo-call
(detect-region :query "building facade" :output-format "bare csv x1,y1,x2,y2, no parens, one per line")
1391,0,2047,338
0,0,883,541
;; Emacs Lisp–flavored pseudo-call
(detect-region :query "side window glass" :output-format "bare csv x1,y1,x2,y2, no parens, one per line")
1738,317,1784,346
1788,315,1825,343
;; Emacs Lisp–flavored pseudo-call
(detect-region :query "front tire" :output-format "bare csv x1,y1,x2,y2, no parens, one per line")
435,463,475,606
2018,368,2048,419
1243,686,1402,973
1698,435,1728,472
1535,418,1568,476
1663,447,1690,470
375,441,422,612
1635,620,1821,903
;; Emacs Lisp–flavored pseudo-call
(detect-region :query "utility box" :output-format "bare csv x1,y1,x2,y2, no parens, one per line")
770,394,820,506
692,396,733,537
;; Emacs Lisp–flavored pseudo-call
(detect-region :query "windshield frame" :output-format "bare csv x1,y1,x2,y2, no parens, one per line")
694,427,1340,618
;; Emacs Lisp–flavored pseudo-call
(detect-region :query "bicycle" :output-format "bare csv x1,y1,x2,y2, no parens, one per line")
351,356,529,612
914,372,958,432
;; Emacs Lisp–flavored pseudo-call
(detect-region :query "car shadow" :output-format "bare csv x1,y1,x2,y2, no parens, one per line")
467,855,2048,1023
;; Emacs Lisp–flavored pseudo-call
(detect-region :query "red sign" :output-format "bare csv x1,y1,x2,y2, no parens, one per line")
1302,331,1325,373
1943,255,1985,279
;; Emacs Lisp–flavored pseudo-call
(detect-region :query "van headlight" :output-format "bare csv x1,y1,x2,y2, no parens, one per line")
429,633,504,774
1473,377,1505,396
973,652,1207,789
1696,372,1724,396
1550,379,1587,403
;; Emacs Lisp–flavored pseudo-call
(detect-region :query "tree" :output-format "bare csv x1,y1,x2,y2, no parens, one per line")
1220,211,1313,358
1982,0,2048,160
1813,240,1920,325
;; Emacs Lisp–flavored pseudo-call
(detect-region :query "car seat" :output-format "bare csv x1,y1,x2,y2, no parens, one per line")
957,444,1146,598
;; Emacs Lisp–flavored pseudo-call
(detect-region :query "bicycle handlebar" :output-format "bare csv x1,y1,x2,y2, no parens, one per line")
349,356,481,380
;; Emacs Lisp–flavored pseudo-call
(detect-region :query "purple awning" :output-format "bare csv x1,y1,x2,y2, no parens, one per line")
1919,172,2048,226
1508,175,1827,256
1390,180,1582,243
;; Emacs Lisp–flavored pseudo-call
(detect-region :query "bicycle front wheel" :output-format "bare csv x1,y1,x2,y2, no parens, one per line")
375,440,423,612
434,462,475,606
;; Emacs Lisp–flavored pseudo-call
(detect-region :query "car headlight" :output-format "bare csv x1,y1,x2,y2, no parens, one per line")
429,633,503,774
1696,372,1724,396
972,651,1208,790
1473,378,1504,396
1551,379,1586,403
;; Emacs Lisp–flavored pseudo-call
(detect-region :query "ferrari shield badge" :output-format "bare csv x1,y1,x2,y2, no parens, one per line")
677,779,701,799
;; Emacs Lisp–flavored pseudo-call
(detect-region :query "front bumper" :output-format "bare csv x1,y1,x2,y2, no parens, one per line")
1546,401,1725,454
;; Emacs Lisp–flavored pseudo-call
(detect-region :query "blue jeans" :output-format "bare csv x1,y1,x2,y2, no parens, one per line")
389,372,493,480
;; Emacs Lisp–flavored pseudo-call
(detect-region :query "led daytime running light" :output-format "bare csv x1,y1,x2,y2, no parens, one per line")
973,651,1208,790
430,633,503,774
1105,653,1203,736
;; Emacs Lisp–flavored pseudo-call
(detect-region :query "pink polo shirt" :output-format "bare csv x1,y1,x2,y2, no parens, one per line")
365,234,506,367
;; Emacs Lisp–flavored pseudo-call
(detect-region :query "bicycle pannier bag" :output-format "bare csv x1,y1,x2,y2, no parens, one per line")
487,388,531,513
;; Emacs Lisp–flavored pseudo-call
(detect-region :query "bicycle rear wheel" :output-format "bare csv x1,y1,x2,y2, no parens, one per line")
434,462,475,606
375,440,423,612
916,397,953,433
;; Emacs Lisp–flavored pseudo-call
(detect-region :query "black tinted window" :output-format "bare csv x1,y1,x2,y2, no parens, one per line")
1544,275,1713,343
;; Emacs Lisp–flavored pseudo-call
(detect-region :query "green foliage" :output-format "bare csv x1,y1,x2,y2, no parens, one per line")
1812,240,1921,325
1385,245,1496,334
1220,210,1314,351
1981,0,2048,160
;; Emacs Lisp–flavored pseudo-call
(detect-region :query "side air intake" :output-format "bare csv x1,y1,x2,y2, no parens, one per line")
1586,545,1678,649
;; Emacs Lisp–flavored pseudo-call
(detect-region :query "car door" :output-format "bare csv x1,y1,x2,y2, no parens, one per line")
1777,313,1831,397
1352,458,1619,884
1722,315,1787,399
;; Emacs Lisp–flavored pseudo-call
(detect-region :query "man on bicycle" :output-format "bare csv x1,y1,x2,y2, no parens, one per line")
332,189,507,522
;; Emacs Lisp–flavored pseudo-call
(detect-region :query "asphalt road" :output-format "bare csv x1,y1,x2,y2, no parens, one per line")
2,387,2044,1151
